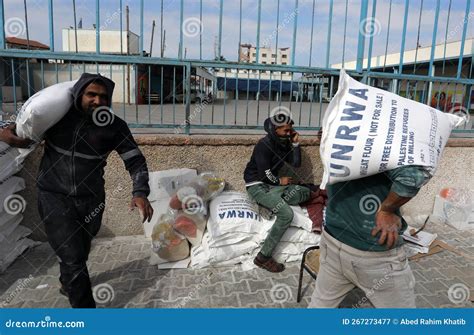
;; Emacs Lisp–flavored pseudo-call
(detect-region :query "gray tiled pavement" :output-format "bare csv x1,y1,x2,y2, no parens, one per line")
0,221,472,308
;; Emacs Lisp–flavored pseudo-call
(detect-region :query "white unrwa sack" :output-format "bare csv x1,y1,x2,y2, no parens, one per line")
14,80,77,164
190,231,259,268
207,192,264,240
207,192,313,244
0,145,21,182
0,214,23,241
0,238,40,273
320,69,463,188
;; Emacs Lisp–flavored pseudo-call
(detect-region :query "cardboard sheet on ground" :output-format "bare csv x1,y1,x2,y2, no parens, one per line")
320,69,463,188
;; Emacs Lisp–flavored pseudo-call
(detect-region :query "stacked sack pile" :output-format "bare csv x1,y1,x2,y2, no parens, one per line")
0,80,77,273
0,123,39,273
191,191,320,269
149,172,226,266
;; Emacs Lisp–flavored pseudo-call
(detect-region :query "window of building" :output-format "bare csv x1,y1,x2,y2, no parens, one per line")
282,62,287,65
282,54,287,58
252,53,256,57
272,54,277,58
262,53,267,57
262,61,266,64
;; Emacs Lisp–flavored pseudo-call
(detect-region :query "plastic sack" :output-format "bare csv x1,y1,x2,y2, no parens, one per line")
320,69,463,188
433,188,473,230
164,172,225,247
168,172,225,213
151,214,190,263
173,212,207,246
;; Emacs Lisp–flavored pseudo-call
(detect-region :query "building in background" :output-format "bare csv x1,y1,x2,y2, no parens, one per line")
215,44,295,101
62,28,140,55
332,38,474,112
5,37,49,51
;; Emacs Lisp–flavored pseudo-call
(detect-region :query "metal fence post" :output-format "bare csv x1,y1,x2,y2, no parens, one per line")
356,0,369,73
185,62,191,135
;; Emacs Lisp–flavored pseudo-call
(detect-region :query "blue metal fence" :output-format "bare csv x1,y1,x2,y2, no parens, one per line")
0,0,472,135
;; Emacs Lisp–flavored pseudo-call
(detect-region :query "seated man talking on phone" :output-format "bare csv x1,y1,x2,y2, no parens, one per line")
243,114,311,272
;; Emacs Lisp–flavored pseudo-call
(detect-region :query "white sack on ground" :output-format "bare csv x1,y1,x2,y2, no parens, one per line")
0,214,23,241
0,223,31,245
0,238,40,274
207,191,313,241
190,192,320,269
0,143,21,182
0,212,17,227
320,69,463,188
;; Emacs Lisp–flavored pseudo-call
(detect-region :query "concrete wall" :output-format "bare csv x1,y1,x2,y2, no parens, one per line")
18,136,474,242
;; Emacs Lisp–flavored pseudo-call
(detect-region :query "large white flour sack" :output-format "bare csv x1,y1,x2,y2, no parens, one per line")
320,69,463,188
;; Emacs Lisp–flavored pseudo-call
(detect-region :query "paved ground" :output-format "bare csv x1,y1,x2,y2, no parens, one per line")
0,220,472,308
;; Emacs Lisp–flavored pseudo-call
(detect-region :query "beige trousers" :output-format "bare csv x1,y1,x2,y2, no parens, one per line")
309,230,416,308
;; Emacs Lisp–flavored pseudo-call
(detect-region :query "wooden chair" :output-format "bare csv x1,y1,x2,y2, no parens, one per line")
296,245,320,303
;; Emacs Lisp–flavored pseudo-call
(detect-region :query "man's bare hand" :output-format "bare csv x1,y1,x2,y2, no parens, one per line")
290,130,299,143
279,176,293,186
371,210,402,249
129,196,154,223
0,124,33,148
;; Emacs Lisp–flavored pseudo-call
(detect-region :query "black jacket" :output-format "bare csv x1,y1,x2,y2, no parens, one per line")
243,117,301,186
37,73,150,198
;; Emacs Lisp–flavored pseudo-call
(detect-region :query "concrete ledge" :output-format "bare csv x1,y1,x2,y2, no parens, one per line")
134,135,473,147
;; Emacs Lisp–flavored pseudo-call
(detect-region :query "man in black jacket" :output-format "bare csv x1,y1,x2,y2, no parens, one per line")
0,73,153,308
244,114,311,272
